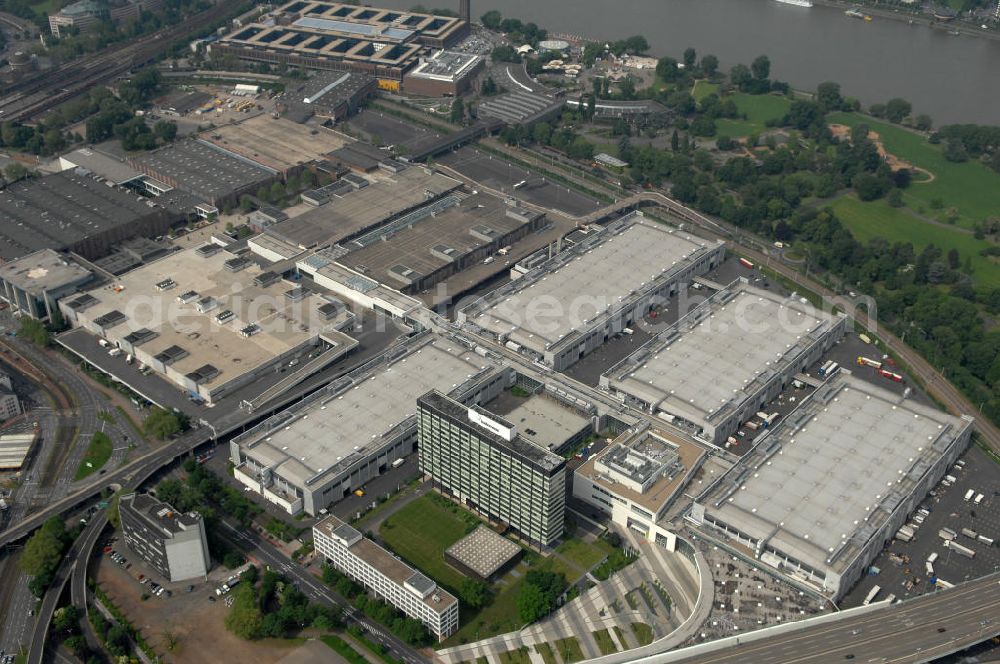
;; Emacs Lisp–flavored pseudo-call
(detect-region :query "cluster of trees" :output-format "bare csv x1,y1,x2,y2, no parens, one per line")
480,10,548,47
89,608,136,660
142,406,186,439
934,123,1000,172
499,117,595,160
226,566,342,639
53,605,101,664
655,48,720,85
19,517,74,596
517,570,568,623
321,565,433,646
17,316,51,347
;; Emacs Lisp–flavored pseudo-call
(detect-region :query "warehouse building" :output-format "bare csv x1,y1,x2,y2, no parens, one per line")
0,249,94,321
689,372,974,600
0,170,180,262
601,280,846,446
283,71,376,122
231,334,509,515
337,193,546,294
417,390,567,548
60,245,357,405
403,50,484,96
573,426,706,547
459,213,725,371
211,1,469,83
128,139,279,209
314,516,459,640
296,252,425,320
248,167,461,262
119,493,211,582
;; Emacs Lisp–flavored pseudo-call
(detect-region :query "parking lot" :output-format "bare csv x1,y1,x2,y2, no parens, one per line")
842,443,1000,608
342,109,442,153
438,146,603,217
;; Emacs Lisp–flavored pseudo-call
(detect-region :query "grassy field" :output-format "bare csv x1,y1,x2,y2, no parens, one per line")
830,195,1000,288
379,494,477,591
631,622,654,647
828,112,1000,229
691,80,720,102
553,637,585,664
592,629,618,655
30,0,63,15
555,537,614,570
716,93,791,139
74,432,113,481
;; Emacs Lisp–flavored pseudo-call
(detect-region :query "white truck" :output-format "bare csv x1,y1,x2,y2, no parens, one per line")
964,489,976,502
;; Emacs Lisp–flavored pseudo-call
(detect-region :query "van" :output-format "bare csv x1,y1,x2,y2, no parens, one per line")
964,489,975,502
974,493,985,505
483,256,496,265
945,475,958,484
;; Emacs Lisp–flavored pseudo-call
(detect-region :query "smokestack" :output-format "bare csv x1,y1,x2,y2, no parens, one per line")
460,0,470,23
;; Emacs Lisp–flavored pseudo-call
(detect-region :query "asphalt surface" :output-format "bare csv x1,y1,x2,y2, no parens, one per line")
662,572,1000,664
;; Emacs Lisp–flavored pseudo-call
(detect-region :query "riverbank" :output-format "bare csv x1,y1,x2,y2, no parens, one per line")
812,0,1000,41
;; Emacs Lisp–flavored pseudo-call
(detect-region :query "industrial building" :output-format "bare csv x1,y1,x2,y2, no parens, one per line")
0,250,94,321
231,334,509,515
497,392,593,455
59,244,358,405
689,372,975,600
403,50,484,96
314,516,459,640
573,426,706,547
119,493,211,582
477,91,565,126
200,115,353,175
444,526,522,581
601,280,846,445
211,1,469,83
0,170,180,262
417,390,567,548
459,213,726,371
58,147,145,186
248,167,461,262
282,71,376,122
298,250,425,320
336,193,546,294
128,139,279,209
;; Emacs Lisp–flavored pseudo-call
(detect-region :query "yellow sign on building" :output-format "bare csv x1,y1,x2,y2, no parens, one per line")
377,79,400,92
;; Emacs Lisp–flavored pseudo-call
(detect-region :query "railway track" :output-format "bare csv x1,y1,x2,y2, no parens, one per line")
0,0,244,122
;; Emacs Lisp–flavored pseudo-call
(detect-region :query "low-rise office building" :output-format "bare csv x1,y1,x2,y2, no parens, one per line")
314,516,459,640
417,390,567,548
574,426,706,548
231,334,508,515
688,372,974,600
459,213,725,371
601,280,846,445
0,249,94,321
403,50,484,96
119,493,211,582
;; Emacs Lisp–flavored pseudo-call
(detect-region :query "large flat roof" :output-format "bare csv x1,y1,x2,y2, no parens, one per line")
605,282,839,425
466,217,715,355
132,139,275,201
239,335,497,488
0,249,92,295
69,246,353,393
503,394,591,452
0,171,169,261
698,372,973,578
264,168,461,251
407,50,483,82
337,193,530,287
201,116,349,172
60,148,143,184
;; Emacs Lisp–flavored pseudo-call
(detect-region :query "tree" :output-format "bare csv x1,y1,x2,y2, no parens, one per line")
944,138,968,163
700,54,719,78
459,579,492,609
481,9,502,29
869,103,887,119
885,97,912,124
20,517,70,596
914,114,933,131
480,75,498,96
17,317,50,347
816,81,842,112
887,188,904,208
517,583,549,623
450,98,464,124
682,47,697,70
153,120,178,142
4,162,30,183
143,407,182,440
225,585,264,639
730,64,752,91
750,55,770,81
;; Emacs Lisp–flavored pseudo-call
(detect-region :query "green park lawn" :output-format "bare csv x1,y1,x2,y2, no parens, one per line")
74,432,113,481
592,629,618,655
827,112,1000,229
715,93,792,139
830,195,1000,288
691,80,720,102
630,622,654,646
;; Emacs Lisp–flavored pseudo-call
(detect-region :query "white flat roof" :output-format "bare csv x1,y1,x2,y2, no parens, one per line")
241,336,496,488
700,373,972,577
469,219,713,354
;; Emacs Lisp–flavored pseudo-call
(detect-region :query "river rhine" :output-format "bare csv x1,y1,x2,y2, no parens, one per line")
377,0,1000,125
